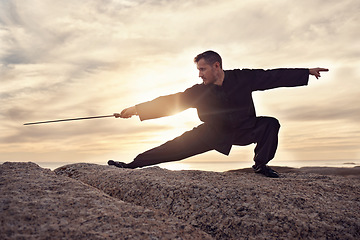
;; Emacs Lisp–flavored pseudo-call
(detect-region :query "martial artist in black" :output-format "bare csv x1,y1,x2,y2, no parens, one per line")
108,50,328,178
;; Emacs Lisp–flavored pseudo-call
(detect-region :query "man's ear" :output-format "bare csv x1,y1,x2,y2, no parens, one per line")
213,61,220,69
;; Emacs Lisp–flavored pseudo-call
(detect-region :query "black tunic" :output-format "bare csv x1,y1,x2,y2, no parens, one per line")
136,68,309,155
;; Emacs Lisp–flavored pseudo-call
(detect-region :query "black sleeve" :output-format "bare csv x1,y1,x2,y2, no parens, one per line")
135,84,202,121
241,68,310,91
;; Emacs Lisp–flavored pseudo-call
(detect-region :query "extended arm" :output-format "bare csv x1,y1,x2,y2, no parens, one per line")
250,67,329,91
114,94,183,120
114,84,202,121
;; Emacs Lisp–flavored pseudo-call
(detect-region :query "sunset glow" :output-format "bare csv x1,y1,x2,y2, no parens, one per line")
1,0,359,170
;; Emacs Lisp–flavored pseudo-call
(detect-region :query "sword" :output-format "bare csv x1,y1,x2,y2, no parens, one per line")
24,114,114,125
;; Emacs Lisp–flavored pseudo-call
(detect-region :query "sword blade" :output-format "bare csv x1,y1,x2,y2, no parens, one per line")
24,114,114,125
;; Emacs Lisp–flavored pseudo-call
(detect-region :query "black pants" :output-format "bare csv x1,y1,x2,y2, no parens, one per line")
127,117,280,169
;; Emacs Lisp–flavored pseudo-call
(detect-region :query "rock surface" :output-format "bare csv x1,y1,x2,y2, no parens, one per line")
0,162,212,240
1,162,359,239
55,163,360,240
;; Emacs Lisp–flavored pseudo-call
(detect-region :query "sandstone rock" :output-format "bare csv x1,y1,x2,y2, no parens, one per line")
2,161,359,239
55,163,360,240
0,162,212,240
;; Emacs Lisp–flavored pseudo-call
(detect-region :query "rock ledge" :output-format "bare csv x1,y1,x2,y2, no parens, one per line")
1,162,359,239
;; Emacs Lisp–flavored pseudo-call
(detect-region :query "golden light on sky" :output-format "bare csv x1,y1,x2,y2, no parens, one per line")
1,0,359,170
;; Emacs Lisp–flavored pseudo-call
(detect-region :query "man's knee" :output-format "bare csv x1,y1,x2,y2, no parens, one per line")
260,116,280,130
268,117,280,130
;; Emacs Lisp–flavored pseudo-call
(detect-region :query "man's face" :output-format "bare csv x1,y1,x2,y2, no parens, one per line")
196,58,217,85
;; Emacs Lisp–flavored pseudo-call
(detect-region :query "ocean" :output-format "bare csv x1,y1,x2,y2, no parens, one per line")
4,159,358,172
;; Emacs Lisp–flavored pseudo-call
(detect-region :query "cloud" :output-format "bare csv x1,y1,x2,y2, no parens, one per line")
1,0,359,166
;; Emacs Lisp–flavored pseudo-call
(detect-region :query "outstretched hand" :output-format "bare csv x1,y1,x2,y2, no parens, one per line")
114,106,138,119
309,68,329,79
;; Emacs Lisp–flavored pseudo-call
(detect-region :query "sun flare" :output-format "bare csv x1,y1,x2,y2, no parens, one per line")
149,108,201,142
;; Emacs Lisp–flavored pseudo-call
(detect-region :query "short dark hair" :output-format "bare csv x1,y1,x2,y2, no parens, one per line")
194,50,222,69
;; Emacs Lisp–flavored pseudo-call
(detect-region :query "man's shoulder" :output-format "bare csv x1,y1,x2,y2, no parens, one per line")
188,83,204,89
224,68,254,76
183,83,206,93
225,68,261,73
225,68,253,71
224,69,240,73
224,68,250,80
225,68,269,79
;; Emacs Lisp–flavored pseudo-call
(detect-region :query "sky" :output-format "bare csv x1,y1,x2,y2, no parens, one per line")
1,0,359,171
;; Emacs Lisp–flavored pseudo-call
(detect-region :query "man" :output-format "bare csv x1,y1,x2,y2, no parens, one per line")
108,50,328,178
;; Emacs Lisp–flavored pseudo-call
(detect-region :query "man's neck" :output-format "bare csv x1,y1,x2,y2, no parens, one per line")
214,70,225,86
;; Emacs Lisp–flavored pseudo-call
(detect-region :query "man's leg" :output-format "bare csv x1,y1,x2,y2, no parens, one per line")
109,126,214,169
252,117,280,166
233,116,280,177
